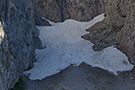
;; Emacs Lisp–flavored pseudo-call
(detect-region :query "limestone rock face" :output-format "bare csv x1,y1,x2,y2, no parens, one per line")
83,0,135,64
0,0,41,90
32,0,105,25
0,21,17,90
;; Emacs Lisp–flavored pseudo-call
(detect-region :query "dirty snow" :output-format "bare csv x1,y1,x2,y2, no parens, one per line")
24,14,134,80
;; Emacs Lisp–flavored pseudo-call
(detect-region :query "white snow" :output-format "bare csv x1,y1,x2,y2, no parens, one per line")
24,13,134,80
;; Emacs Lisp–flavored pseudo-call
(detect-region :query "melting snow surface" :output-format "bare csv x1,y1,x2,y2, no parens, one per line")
24,14,134,80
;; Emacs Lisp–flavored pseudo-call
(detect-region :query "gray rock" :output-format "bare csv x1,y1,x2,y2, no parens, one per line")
0,0,42,90
32,0,105,25
83,0,135,64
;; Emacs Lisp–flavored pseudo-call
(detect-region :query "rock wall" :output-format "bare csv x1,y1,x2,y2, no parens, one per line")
2,0,135,89
32,0,105,25
0,0,105,89
83,0,135,64
0,21,17,90
0,0,41,90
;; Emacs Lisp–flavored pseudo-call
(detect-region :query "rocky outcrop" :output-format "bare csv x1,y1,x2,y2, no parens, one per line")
0,21,17,90
83,0,135,64
0,0,105,89
32,0,105,25
2,0,135,89
0,0,41,90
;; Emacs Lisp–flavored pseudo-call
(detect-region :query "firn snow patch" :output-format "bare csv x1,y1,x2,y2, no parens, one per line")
24,14,134,80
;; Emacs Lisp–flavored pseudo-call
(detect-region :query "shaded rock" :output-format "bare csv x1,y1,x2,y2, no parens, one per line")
83,0,135,64
0,0,42,90
24,63,135,90
32,0,105,24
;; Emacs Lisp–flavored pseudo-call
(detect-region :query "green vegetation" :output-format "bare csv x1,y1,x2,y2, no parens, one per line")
11,78,26,90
